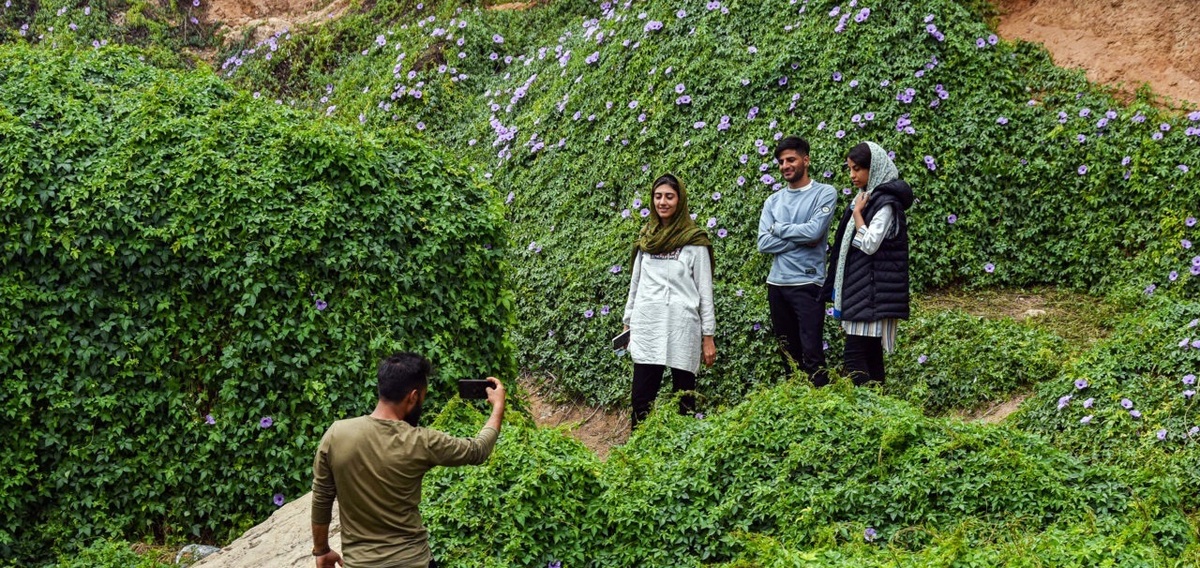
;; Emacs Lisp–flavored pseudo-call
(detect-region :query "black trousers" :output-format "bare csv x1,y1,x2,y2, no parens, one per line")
843,334,885,385
631,363,696,429
767,284,829,387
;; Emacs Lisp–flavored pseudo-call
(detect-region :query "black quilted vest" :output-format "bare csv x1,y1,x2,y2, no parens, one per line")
823,179,912,321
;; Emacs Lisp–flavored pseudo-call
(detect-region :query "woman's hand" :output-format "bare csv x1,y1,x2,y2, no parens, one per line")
702,335,716,367
853,190,870,212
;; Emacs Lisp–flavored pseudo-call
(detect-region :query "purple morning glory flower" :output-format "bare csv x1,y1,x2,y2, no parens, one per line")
1186,216,1197,227
1083,398,1094,408
1183,239,1193,249
584,309,594,319
760,174,776,185
1077,165,1088,175
548,561,562,568
1074,379,1088,390
600,305,610,316
1184,374,1196,385
1130,410,1142,419
864,527,877,542
315,299,328,311
675,83,686,94
832,71,843,81
706,217,718,228
1157,429,1168,441
676,95,692,105
1185,390,1196,399
274,493,285,506
640,208,650,217
717,228,728,238
1079,108,1091,117
752,323,761,331
1170,271,1179,281
835,130,846,139
260,416,274,428
1145,284,1156,295
988,34,998,45
1120,398,1133,409
493,34,504,43
1161,123,1171,131
997,116,1008,125
1080,415,1093,424
976,38,986,48
205,414,216,425
924,155,937,171
1057,395,1072,410
947,214,957,224
984,263,995,273
918,354,928,364
1193,265,1200,276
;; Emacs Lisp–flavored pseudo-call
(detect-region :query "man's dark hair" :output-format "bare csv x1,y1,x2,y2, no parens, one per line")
847,142,872,170
377,352,431,403
773,136,810,161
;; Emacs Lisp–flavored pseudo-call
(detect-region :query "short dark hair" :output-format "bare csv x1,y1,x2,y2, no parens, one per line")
773,136,810,161
377,352,431,403
847,142,872,170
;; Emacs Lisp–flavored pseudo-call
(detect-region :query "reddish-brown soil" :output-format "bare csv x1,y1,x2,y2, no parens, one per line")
993,0,1200,107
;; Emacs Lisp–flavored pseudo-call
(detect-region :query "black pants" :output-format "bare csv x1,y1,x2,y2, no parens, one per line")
631,363,696,429
767,284,829,387
843,334,885,385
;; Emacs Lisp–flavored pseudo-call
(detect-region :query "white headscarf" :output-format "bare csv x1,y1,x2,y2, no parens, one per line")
864,141,898,193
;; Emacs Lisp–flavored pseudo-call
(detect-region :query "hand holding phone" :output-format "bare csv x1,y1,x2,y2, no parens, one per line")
458,379,495,400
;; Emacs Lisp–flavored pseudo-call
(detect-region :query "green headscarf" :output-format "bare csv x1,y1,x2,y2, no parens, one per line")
631,174,715,272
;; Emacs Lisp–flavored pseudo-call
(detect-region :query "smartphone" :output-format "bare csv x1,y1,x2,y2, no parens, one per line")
612,329,631,350
457,379,494,400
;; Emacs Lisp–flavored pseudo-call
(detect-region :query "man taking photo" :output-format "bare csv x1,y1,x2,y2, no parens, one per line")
311,352,506,568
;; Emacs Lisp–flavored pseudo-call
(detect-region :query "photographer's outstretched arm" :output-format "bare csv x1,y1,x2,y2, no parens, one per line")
484,376,506,434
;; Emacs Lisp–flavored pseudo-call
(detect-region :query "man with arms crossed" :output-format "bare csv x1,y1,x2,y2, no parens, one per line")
757,136,838,386
311,352,506,568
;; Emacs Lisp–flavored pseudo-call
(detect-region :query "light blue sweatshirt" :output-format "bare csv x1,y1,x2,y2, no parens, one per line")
757,181,838,286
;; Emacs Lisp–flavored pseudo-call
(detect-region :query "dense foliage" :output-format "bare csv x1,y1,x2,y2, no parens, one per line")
885,309,1066,413
210,0,1200,405
346,381,1199,567
4,0,1200,565
0,45,511,562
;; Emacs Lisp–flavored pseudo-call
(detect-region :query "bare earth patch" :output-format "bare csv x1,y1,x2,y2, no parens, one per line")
994,0,1200,108
521,377,628,460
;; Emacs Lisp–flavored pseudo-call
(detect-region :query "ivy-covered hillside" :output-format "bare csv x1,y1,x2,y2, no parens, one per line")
2,0,1200,565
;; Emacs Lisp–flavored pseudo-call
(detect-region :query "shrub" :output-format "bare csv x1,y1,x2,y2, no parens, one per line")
1016,295,1200,532
886,309,1066,414
0,44,511,562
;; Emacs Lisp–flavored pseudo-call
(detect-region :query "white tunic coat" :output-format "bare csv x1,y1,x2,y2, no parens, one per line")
622,245,715,374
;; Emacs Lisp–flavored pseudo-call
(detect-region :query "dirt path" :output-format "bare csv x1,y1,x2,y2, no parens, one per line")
993,0,1200,107
522,378,629,460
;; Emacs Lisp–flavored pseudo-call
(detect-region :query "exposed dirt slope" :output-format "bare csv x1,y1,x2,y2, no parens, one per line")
993,0,1200,107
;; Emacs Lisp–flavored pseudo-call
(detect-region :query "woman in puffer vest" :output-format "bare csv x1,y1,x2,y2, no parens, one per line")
823,142,914,385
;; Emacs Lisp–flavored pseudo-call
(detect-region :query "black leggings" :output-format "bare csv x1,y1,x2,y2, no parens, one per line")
631,363,696,429
843,334,885,385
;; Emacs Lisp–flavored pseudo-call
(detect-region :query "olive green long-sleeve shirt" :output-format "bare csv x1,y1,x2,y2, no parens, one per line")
312,416,498,568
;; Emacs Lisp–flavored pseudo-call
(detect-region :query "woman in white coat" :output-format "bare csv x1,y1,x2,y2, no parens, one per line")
622,173,716,430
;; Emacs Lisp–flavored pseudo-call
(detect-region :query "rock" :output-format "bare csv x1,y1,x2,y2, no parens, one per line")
176,544,222,565
192,492,341,568
1020,308,1047,319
